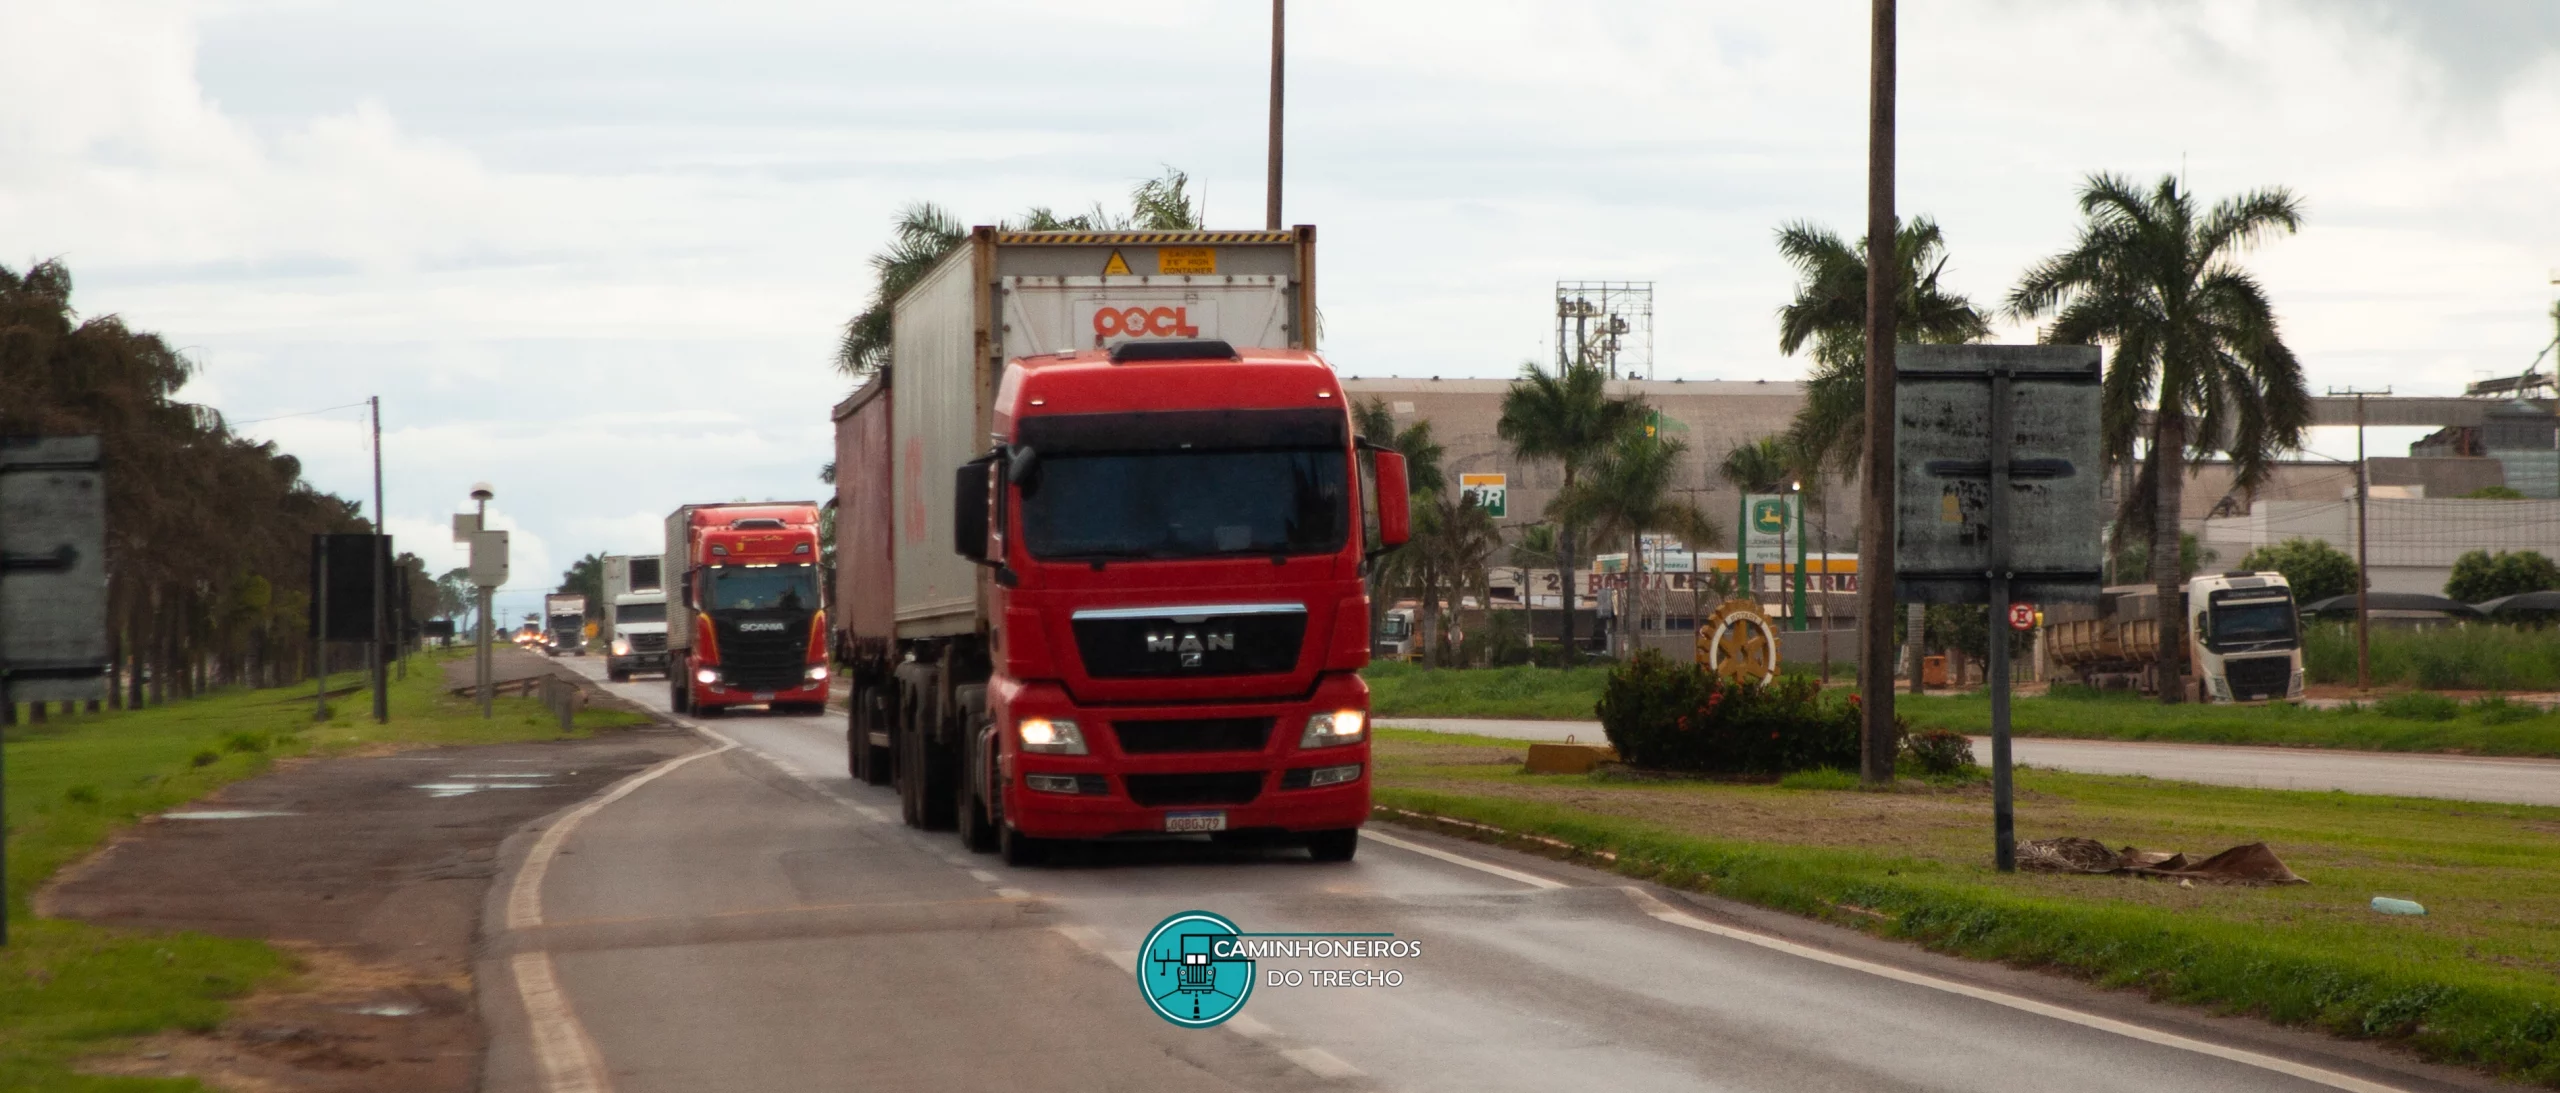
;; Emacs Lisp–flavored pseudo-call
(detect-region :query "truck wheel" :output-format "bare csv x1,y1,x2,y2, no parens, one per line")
896,693,924,827
1307,829,1360,863
1000,822,1046,867
847,694,870,783
609,668,631,683
957,721,997,854
858,690,892,786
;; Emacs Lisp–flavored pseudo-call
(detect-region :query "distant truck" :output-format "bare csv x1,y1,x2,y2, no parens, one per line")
664,503,829,715
833,225,1412,866
543,593,587,655
2047,571,2304,703
602,554,668,682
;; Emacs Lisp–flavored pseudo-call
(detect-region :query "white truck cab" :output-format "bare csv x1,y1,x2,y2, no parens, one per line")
602,554,669,682
2185,570,2306,703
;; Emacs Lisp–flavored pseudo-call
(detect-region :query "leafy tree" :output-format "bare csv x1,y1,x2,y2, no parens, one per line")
1498,360,1648,660
1551,428,1720,659
2238,538,2358,604
2109,531,2216,585
556,553,606,620
2009,173,2311,703
2446,550,2560,603
1773,217,1991,478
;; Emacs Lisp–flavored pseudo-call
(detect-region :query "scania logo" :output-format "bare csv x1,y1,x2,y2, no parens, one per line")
1145,629,1234,668
737,621,787,632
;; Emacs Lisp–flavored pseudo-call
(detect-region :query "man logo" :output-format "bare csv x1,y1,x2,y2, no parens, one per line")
1145,630,1234,668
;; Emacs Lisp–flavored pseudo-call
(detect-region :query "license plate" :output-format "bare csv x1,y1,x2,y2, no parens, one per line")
753,692,776,701
1165,810,1227,833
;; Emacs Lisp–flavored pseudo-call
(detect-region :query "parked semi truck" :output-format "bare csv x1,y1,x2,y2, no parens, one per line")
602,553,669,682
2047,571,2304,703
832,225,1412,866
543,593,587,655
663,503,830,714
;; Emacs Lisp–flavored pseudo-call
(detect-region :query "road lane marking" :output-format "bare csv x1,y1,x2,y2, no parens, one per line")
1281,1046,1365,1079
1618,887,2411,1093
1360,829,1567,889
505,739,737,932
511,952,612,1093
994,887,1033,900
967,868,1000,884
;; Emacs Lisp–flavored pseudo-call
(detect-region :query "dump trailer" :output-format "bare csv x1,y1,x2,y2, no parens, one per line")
664,503,829,714
834,226,1414,865
602,553,668,681
2047,571,2303,702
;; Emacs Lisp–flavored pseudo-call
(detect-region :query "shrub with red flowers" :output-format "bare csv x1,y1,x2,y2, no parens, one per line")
1595,650,1864,774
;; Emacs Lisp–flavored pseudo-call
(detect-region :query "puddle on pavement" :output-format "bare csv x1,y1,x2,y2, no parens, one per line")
163,810,299,820
342,1003,423,1018
412,782,555,798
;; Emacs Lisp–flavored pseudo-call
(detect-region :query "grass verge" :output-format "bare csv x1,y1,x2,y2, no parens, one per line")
1901,687,2560,758
1,655,647,1091
1371,728,2560,1086
1363,661,1610,720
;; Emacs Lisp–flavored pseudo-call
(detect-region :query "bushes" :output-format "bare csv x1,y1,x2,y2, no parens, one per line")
1902,728,1976,775
2376,691,2459,722
2305,622,2560,690
1596,650,1862,774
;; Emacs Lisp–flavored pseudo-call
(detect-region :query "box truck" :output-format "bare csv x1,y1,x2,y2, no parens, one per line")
833,226,1412,865
543,593,587,655
664,503,829,714
602,553,668,681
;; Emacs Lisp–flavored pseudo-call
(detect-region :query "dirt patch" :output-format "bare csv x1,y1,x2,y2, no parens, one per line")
42,719,698,1092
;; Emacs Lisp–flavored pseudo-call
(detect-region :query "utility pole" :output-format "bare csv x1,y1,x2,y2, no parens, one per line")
472,485,495,717
314,540,330,722
1857,0,1899,785
1265,0,1284,230
2329,386,2389,692
369,396,388,723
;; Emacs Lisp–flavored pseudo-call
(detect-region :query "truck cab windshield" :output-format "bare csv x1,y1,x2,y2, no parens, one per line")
2211,598,2297,648
616,602,667,624
1019,449,1348,561
706,565,818,611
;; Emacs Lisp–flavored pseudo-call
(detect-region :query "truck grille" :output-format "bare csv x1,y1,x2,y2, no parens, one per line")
628,632,667,653
712,613,812,691
1111,717,1273,755
2225,655,2292,702
1070,607,1306,679
1122,772,1266,807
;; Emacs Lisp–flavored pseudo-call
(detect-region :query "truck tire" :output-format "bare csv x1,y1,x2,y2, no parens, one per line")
957,715,997,853
608,668,631,683
848,691,871,784
1000,821,1046,867
857,689,892,786
1307,829,1360,863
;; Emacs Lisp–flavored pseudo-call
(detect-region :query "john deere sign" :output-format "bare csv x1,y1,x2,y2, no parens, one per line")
1742,494,1796,563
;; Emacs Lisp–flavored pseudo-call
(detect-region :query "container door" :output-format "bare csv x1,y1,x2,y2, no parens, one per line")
1000,275,1291,359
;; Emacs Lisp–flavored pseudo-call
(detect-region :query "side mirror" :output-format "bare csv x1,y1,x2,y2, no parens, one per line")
1373,450,1411,551
953,457,995,563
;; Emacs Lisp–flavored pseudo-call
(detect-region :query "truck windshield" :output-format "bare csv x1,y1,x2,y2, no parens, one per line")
2211,598,2297,648
706,565,818,611
1379,614,1411,639
1019,449,1348,561
617,602,666,624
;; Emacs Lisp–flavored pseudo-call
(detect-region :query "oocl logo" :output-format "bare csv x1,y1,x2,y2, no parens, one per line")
1093,305,1201,340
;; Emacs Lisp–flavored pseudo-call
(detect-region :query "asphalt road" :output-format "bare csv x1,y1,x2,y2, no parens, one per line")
1379,718,2560,807
476,660,2495,1093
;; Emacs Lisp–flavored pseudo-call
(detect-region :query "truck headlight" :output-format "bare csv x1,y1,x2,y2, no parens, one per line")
695,668,719,686
805,665,830,682
1018,717,1087,755
1300,710,1365,748
610,637,632,656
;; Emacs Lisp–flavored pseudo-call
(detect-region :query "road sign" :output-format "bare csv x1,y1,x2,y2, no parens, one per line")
1742,494,1795,563
0,436,109,704
2008,603,2036,631
1896,344,2103,877
1458,473,1507,518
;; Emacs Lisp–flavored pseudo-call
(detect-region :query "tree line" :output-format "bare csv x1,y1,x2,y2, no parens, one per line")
1,259,405,720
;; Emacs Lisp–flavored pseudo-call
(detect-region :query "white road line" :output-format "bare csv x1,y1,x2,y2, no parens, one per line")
1618,887,2410,1093
505,737,738,931
1280,1046,1364,1079
994,887,1033,900
1360,829,1566,889
966,868,1000,884
1224,1014,1276,1039
511,952,613,1093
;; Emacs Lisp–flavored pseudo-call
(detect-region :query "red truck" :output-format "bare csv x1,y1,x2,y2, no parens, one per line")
663,502,831,716
832,226,1411,865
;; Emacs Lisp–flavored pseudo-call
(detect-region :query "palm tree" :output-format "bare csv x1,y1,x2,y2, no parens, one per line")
1498,361,1647,661
1353,398,1446,648
2008,173,2311,703
1410,491,1501,667
1774,217,1992,478
1552,429,1719,659
836,204,967,377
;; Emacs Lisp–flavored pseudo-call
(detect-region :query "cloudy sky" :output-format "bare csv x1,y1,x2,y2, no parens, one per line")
7,0,2557,612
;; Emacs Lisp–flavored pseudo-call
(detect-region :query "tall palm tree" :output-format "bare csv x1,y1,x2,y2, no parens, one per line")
2008,173,2310,704
1354,398,1446,647
836,203,967,377
1774,217,1992,478
1552,430,1719,659
1410,490,1501,667
1498,361,1647,661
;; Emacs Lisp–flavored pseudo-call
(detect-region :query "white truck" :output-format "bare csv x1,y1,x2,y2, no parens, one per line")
602,554,669,682
2048,570,2304,703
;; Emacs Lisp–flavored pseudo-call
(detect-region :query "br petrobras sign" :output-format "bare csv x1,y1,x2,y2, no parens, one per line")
1136,910,1421,1028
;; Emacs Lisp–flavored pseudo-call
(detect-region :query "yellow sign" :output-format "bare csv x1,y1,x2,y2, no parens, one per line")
1157,247,1216,275
1102,249,1132,276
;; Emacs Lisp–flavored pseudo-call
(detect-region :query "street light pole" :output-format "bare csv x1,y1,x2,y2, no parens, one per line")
1265,0,1284,230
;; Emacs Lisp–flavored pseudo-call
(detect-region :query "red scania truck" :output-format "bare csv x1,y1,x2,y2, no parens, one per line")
664,502,831,716
832,226,1411,865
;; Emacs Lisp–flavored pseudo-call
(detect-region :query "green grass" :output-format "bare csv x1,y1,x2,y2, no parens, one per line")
2306,622,2560,690
1363,661,1610,719
1,655,647,1091
1900,687,2560,758
1372,733,2560,1085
